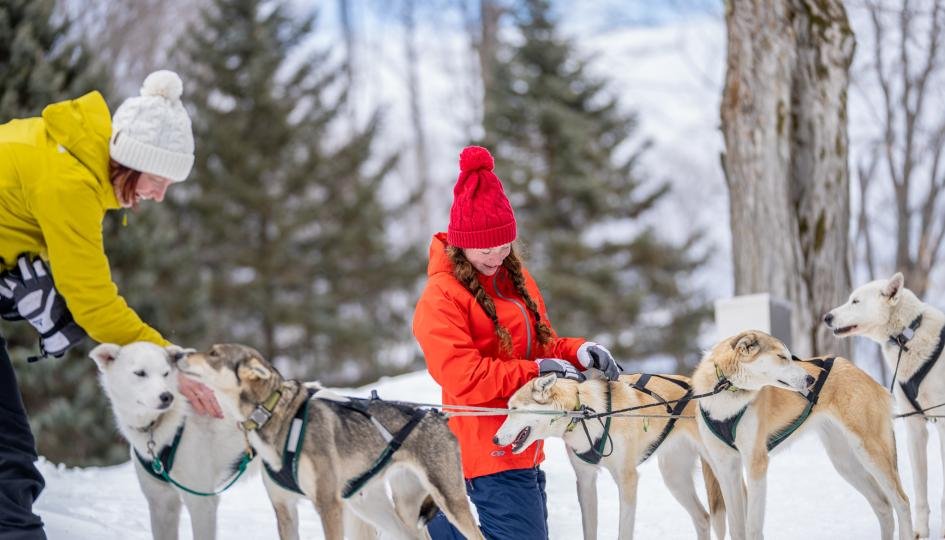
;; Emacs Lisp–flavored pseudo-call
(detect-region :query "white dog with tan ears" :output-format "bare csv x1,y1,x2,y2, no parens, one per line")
695,331,912,540
90,342,255,540
826,272,945,539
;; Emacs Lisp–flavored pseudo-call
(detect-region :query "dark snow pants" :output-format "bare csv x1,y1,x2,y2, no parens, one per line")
427,466,548,540
0,335,45,539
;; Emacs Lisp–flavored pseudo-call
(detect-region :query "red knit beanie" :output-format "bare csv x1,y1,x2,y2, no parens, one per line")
447,146,517,249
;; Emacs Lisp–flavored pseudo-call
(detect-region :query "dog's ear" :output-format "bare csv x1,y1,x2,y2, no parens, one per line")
532,373,556,401
89,343,121,370
238,357,272,381
729,332,760,357
165,345,196,364
883,272,904,304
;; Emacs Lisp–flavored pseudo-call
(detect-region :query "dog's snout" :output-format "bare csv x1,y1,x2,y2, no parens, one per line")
823,312,834,326
160,392,174,405
805,375,815,388
492,436,500,445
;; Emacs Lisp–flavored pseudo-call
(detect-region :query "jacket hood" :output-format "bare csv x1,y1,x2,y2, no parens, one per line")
427,232,454,277
42,91,112,186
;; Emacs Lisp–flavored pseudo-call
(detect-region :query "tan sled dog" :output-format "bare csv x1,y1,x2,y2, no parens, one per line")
825,272,945,539
494,373,725,540
695,331,912,540
178,343,483,540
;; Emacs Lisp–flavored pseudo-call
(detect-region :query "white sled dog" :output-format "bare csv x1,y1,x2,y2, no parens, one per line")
177,343,483,540
494,372,725,540
92,342,391,540
826,272,945,539
694,331,912,540
91,342,255,540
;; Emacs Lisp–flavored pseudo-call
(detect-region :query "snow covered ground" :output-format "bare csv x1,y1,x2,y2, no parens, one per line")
35,369,944,539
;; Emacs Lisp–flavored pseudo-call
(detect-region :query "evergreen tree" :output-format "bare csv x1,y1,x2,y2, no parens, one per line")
482,0,709,365
0,0,104,120
0,0,123,466
178,0,420,385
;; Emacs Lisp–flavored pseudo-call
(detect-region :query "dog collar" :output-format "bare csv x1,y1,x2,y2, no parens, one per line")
134,418,159,433
714,364,742,392
889,314,923,351
242,389,283,431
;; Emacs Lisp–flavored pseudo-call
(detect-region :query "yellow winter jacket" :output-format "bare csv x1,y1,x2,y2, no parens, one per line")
0,91,168,346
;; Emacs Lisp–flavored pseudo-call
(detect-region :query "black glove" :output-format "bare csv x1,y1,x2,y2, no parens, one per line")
536,358,585,382
12,255,87,359
0,269,22,321
577,342,623,381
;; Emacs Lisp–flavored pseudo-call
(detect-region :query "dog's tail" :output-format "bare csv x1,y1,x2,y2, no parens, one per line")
701,458,726,539
418,495,440,526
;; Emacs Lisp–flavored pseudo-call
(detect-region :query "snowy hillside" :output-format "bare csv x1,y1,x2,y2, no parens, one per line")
36,369,943,539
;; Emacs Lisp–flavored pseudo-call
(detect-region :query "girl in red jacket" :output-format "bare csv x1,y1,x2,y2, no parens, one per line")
413,146,621,539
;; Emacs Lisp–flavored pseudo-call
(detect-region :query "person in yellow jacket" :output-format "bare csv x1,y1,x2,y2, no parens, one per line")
0,70,219,539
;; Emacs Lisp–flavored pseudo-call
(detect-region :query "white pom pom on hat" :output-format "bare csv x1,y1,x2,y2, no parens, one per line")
140,70,184,101
110,69,195,182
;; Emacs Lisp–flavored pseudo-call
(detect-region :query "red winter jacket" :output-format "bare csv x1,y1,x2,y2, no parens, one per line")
412,233,585,479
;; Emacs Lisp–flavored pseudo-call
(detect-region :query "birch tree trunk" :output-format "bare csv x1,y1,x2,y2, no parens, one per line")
721,0,855,358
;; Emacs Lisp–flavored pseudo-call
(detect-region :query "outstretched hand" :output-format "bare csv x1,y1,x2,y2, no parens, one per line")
177,372,223,418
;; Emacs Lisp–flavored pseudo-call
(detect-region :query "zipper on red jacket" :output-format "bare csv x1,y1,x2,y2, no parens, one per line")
492,272,532,359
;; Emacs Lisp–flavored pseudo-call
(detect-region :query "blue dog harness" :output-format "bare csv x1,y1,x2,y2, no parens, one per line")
700,357,835,451
571,374,693,465
135,422,255,496
262,388,429,498
888,315,945,418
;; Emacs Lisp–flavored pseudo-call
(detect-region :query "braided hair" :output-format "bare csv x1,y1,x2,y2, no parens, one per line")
501,249,553,346
447,245,553,356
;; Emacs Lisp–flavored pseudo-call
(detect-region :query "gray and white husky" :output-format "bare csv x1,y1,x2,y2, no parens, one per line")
178,343,484,540
826,273,945,539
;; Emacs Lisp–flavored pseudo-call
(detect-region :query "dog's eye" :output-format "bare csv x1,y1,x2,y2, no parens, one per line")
778,355,787,360
851,299,859,304
209,349,219,357
134,370,146,377
162,371,170,378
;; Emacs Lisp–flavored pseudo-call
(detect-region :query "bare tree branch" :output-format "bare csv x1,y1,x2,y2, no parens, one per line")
858,0,945,298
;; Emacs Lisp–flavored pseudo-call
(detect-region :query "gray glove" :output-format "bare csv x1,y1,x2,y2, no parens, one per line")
536,358,586,382
577,342,623,381
12,255,87,359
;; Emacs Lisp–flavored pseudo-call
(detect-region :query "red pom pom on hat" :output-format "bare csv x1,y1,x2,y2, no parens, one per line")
459,145,495,173
448,146,516,249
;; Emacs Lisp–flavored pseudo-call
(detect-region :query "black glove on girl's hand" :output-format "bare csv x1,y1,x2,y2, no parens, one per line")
536,358,586,382
13,255,87,358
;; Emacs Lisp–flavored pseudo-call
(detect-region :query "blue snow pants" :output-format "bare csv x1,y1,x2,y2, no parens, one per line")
427,466,548,540
0,335,46,539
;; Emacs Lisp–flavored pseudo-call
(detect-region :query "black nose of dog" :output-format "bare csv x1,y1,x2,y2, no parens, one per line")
823,313,834,325
805,375,815,388
492,436,500,445
159,392,174,407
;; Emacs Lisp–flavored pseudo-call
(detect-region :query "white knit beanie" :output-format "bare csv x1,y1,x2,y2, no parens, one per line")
110,70,195,182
